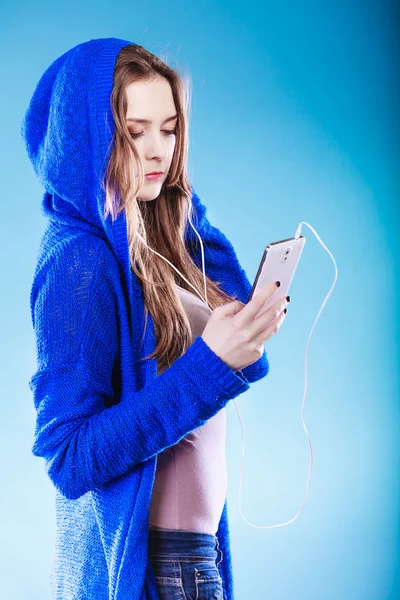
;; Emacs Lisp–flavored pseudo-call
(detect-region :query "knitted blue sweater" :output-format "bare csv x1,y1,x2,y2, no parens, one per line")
21,37,270,600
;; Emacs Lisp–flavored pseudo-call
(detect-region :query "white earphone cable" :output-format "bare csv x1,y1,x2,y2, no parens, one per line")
135,214,338,529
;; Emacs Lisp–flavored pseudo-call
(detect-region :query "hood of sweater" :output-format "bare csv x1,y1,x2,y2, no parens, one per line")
20,37,134,239
20,37,206,305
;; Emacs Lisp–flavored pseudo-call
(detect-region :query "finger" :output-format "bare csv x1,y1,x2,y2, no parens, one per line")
233,280,280,328
253,306,287,346
218,299,245,318
252,295,287,332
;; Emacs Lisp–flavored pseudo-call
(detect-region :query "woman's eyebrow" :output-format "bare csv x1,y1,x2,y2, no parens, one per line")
126,114,178,124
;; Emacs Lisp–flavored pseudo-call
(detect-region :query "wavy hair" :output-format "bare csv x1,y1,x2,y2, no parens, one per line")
103,44,238,372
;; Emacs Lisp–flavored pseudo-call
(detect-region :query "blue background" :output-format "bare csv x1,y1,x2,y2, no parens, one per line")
1,1,399,598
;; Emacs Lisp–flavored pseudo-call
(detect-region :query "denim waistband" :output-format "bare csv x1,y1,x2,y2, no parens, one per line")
148,528,224,566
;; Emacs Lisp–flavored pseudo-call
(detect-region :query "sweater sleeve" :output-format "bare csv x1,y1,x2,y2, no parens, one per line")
29,237,250,501
185,188,270,384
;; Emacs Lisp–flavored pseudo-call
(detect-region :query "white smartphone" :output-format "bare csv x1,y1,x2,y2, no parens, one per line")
249,235,306,318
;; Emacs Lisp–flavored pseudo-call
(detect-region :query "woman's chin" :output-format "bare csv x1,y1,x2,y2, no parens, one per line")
137,184,164,202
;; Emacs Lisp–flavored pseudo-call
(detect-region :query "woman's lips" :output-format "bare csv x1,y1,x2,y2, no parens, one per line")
145,173,163,181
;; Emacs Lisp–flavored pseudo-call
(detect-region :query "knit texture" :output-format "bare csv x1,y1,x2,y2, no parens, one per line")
21,37,270,600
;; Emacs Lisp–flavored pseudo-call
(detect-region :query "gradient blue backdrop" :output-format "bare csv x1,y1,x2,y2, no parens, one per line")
2,1,399,598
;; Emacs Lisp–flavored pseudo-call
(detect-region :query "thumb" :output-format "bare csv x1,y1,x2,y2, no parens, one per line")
218,299,245,318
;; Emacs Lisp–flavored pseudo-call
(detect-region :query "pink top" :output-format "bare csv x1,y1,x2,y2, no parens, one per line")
148,284,227,536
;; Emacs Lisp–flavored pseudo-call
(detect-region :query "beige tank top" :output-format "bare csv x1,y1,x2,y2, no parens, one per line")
148,283,227,536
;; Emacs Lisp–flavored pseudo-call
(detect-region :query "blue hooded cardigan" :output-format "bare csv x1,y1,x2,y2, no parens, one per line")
21,37,270,600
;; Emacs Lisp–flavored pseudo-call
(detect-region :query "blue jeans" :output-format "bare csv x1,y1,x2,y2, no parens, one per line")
148,528,224,600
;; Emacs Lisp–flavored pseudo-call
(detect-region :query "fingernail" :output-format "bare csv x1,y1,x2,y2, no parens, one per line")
286,296,290,303
283,308,287,314
276,281,281,287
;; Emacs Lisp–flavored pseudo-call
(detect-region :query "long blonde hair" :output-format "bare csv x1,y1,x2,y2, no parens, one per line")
103,44,238,372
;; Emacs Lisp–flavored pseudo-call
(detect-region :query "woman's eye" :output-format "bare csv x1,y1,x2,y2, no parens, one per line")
130,130,176,139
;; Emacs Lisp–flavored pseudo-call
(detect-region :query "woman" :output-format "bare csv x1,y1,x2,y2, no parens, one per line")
22,37,288,600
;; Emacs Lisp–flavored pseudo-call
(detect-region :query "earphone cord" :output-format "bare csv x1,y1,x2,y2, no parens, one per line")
136,219,339,529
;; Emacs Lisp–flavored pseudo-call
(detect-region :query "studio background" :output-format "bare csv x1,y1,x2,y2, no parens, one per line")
1,1,398,598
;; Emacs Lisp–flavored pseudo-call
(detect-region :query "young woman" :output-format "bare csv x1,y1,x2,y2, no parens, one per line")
22,37,288,600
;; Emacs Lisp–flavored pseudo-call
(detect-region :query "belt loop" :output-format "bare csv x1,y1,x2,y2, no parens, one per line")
214,536,223,566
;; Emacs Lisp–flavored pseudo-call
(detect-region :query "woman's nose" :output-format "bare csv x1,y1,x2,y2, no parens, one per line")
145,137,168,159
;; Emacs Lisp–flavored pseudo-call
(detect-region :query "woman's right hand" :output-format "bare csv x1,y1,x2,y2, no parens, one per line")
201,280,289,372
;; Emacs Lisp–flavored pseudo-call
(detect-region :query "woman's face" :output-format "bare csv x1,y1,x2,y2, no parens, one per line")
125,77,177,201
